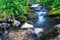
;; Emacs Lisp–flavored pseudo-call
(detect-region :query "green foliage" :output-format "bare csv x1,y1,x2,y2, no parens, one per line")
30,0,60,10
40,0,60,10
30,0,40,3
0,0,30,19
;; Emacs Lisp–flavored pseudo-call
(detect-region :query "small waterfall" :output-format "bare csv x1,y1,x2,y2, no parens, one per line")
31,3,57,28
38,16,45,23
36,11,47,24
31,4,48,25
31,3,58,28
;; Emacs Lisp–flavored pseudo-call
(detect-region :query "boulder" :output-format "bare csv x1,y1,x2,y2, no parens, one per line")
7,29,37,40
54,24,60,32
0,23,10,28
34,28,44,37
30,4,40,8
21,23,34,29
55,24,60,28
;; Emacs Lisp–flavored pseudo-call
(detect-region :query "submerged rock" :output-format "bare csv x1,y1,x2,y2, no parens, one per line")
21,23,34,29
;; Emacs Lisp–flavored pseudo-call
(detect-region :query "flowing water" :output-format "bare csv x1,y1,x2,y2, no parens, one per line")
27,4,60,40
31,4,59,29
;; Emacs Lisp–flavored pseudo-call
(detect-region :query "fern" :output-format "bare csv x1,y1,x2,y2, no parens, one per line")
0,0,30,19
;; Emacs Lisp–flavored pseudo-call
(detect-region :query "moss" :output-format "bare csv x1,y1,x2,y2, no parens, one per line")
48,9,60,15
40,27,59,40
47,9,60,18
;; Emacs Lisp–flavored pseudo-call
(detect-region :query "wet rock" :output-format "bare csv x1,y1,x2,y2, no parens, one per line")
55,24,60,28
13,20,20,26
27,13,38,19
0,23,10,28
7,29,37,40
26,21,33,24
0,23,10,33
54,24,60,32
40,27,58,40
34,28,44,37
30,4,40,8
21,22,34,29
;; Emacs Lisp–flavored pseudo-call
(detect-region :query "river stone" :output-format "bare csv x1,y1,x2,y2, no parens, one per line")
13,20,20,26
7,29,37,40
30,4,40,8
34,28,44,37
55,24,60,28
0,23,10,28
21,23,34,29
54,24,60,32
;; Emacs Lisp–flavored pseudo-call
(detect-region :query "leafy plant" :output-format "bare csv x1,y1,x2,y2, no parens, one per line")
30,0,40,3
30,0,60,10
0,0,30,19
40,0,60,10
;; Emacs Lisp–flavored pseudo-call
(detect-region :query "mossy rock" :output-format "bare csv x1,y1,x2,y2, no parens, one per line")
46,9,60,17
48,9,60,15
40,27,58,40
